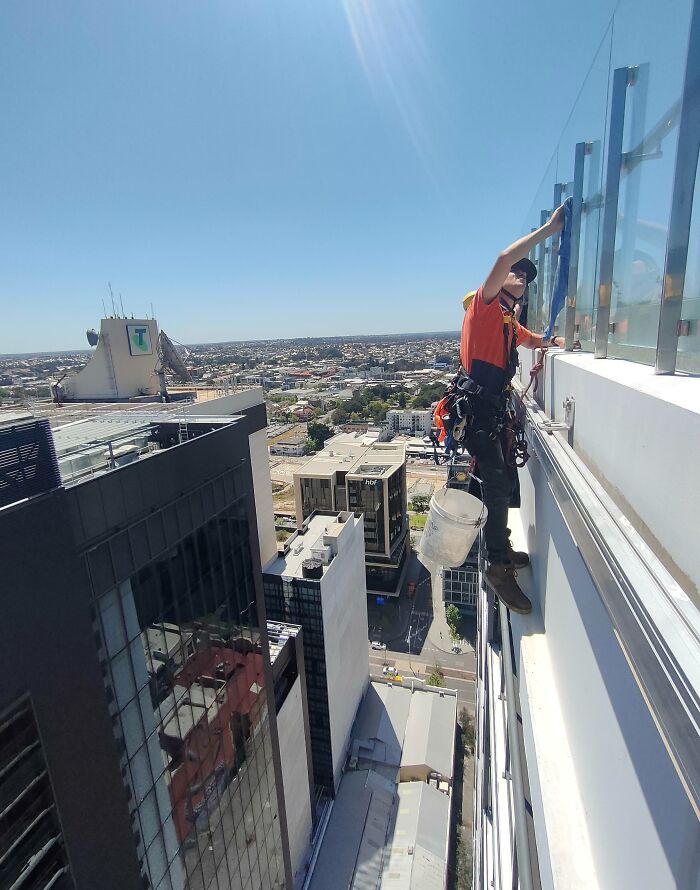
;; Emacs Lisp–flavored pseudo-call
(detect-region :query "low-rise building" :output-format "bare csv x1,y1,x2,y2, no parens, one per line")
386,408,433,437
293,437,409,595
309,680,457,890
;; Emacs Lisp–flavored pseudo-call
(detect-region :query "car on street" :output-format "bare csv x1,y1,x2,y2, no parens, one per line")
382,666,397,676
370,640,386,650
451,645,461,654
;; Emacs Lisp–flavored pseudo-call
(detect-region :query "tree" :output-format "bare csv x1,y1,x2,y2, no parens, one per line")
332,405,349,424
367,399,389,422
411,382,446,408
397,391,407,409
445,604,461,643
427,661,445,688
307,422,333,451
458,707,475,756
410,496,430,513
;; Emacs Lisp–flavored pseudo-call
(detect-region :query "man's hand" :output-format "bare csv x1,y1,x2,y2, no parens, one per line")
482,203,568,303
547,203,567,234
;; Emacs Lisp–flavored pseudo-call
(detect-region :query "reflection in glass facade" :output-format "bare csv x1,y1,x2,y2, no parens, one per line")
86,467,286,890
347,478,384,553
387,468,405,551
300,478,333,519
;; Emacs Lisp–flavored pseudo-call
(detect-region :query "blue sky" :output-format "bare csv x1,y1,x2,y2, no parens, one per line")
0,0,622,353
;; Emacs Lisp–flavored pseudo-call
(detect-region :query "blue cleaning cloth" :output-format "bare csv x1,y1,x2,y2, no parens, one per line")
543,196,573,340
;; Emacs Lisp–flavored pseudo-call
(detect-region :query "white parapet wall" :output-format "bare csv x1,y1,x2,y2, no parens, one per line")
516,348,700,598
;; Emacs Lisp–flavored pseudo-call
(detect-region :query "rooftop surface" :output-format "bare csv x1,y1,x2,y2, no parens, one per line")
309,681,456,889
382,782,450,890
351,681,456,782
51,410,241,456
308,770,395,890
295,436,406,480
401,689,455,779
263,511,354,579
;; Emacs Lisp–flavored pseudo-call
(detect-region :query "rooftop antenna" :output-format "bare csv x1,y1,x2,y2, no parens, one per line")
119,293,125,317
150,302,155,321
101,298,107,318
108,282,117,317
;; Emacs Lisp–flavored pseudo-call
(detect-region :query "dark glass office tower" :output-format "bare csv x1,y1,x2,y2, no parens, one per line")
0,414,293,890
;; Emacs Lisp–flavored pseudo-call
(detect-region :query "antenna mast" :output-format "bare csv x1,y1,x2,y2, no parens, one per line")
108,282,117,317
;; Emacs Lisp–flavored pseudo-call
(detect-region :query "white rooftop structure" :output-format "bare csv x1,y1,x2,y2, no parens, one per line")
56,317,161,402
264,511,355,580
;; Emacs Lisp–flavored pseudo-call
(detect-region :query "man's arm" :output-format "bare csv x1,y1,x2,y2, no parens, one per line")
482,204,566,304
520,332,564,349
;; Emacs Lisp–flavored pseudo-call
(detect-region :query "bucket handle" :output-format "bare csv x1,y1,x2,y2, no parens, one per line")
440,473,487,526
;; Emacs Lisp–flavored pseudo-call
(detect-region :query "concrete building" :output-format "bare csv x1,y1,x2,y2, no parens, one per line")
54,316,162,401
267,621,314,885
0,404,298,890
309,680,457,890
269,440,307,457
386,408,432,437
471,5,700,884
263,511,369,795
293,437,409,595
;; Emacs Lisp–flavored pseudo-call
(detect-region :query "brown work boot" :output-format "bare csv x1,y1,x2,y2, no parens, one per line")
485,563,532,614
507,541,530,569
506,528,530,568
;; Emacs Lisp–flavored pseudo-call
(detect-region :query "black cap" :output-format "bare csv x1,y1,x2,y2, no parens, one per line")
511,258,537,284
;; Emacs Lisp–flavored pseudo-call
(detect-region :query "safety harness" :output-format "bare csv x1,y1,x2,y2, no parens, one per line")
431,305,545,468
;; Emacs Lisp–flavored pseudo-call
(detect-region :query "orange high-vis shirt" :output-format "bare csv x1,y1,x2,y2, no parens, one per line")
459,286,532,395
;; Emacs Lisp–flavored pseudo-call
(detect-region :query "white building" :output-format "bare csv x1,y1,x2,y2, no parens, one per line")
267,621,314,885
293,436,409,595
471,7,700,887
269,440,307,457
263,511,369,794
386,408,432,437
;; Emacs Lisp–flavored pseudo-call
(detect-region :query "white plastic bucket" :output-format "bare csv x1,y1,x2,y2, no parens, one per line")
418,488,487,569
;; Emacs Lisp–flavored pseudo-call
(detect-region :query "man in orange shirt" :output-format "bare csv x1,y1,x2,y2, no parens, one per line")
461,206,565,614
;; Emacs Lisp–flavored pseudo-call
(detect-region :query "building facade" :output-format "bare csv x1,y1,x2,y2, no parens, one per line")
385,409,432,437
263,512,369,795
0,408,299,890
472,2,700,885
293,438,409,595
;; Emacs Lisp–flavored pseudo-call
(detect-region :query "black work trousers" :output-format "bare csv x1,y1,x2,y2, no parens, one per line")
466,413,520,564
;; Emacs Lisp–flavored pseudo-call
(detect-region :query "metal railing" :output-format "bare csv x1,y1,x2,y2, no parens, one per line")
528,0,700,374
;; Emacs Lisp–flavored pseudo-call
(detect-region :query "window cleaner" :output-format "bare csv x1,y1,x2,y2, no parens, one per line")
429,204,567,614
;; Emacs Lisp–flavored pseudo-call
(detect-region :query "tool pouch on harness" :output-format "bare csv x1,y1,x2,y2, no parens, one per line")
432,310,529,466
